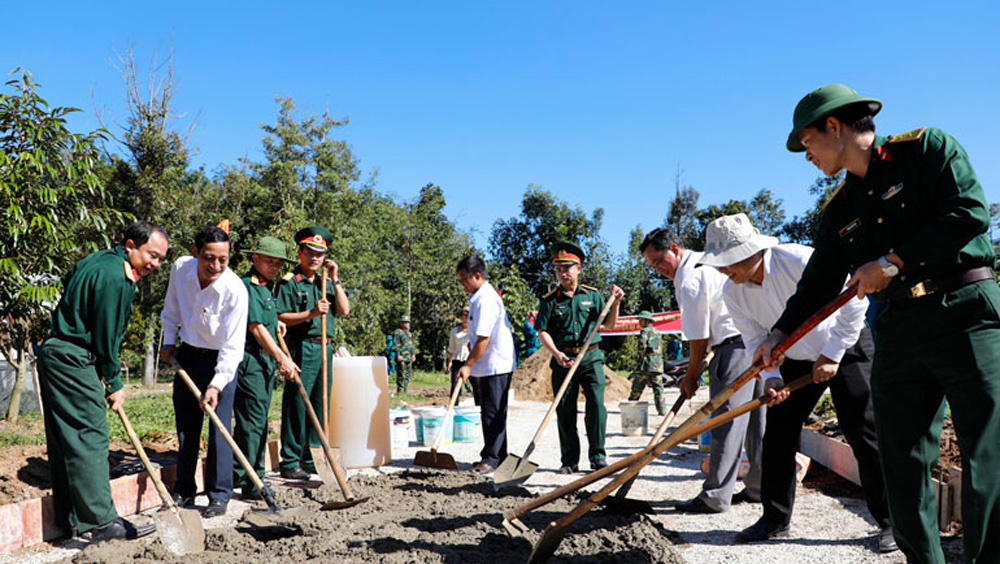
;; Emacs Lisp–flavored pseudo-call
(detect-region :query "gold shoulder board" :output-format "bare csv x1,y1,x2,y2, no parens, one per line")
887,127,927,144
281,272,294,282
543,286,558,298
581,284,599,292
821,181,848,211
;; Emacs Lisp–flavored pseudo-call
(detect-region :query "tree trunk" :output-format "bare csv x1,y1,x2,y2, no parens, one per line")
142,323,157,386
6,346,27,422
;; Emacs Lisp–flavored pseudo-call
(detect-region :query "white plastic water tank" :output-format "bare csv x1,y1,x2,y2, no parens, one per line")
327,356,390,468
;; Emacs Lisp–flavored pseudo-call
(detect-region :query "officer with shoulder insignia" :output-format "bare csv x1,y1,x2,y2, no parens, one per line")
535,241,623,473
233,236,300,499
275,226,349,480
628,310,667,416
756,84,1000,564
37,221,168,542
391,315,416,394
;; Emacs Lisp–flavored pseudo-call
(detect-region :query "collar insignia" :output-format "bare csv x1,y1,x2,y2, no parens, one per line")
881,183,903,200
123,261,138,283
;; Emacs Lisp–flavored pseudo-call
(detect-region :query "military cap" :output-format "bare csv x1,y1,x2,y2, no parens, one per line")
550,241,585,265
399,315,411,323
787,84,882,152
294,226,333,253
241,236,296,263
637,310,655,322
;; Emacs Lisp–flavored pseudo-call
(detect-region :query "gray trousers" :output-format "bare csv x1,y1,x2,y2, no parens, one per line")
697,339,765,512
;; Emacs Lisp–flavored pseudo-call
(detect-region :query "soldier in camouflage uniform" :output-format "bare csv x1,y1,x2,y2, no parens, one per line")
628,310,666,415
392,315,416,394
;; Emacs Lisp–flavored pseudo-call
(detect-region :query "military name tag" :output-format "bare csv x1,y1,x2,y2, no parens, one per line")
882,183,903,200
581,301,592,306
839,218,862,238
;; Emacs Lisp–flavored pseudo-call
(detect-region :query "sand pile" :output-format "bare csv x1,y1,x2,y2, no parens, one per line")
66,469,683,564
512,350,631,403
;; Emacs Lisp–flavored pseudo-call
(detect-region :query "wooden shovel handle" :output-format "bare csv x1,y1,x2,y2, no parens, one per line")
321,268,329,435
115,405,177,510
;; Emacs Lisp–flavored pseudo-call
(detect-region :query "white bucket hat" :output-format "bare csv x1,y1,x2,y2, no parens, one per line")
697,213,779,268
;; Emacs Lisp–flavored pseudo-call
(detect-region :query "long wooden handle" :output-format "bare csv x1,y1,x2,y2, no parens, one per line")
278,333,356,499
115,406,177,510
527,296,617,452
643,350,712,447
169,357,265,492
430,379,464,452
321,268,329,435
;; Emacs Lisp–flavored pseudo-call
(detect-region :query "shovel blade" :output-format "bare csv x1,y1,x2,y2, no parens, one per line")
154,506,205,555
528,521,569,564
321,495,371,510
413,449,458,469
309,446,337,485
492,454,538,490
241,506,301,528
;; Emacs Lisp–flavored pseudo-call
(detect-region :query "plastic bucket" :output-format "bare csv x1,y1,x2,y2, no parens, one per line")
453,406,481,443
420,407,453,446
619,401,649,436
389,408,411,456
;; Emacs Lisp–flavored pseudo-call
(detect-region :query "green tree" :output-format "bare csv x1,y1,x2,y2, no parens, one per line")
695,188,786,237
1,69,124,418
666,180,702,250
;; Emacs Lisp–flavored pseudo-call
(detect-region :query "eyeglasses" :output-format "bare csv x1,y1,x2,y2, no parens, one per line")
461,312,469,317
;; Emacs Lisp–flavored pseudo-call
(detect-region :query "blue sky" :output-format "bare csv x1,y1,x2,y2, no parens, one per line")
4,1,999,256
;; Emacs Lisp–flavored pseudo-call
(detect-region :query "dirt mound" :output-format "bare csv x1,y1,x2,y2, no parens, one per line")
66,469,683,563
512,350,631,403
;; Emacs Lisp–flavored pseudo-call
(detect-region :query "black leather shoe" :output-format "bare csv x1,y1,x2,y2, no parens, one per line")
474,462,496,475
590,459,608,471
90,518,156,542
280,467,310,480
735,517,790,543
203,499,228,518
171,492,193,507
674,497,723,514
731,489,760,504
878,526,899,553
556,465,579,475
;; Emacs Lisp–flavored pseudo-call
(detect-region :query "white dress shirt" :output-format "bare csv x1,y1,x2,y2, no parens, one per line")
674,250,740,348
161,256,249,390
467,281,516,377
722,244,868,381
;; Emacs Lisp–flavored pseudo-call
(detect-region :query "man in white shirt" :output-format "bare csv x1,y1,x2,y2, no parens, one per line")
456,256,516,475
640,227,764,513
698,213,893,552
160,225,249,518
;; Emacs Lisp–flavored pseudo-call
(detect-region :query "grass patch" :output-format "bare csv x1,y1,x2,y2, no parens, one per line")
0,412,46,446
389,369,450,408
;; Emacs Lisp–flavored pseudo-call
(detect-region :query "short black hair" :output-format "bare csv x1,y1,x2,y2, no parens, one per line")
120,220,168,248
457,255,487,278
194,226,230,251
809,101,876,134
639,227,682,254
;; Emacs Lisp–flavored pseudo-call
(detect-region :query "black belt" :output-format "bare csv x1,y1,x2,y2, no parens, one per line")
712,335,743,352
179,343,219,356
303,336,330,343
893,266,994,301
561,343,598,356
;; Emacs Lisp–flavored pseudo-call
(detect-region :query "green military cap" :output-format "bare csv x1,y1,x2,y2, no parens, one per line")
241,236,296,263
787,84,882,152
550,241,585,265
294,226,333,253
637,310,655,322
399,315,410,323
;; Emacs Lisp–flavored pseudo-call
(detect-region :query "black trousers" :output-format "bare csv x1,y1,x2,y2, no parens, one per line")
450,360,478,405
761,327,891,528
173,345,236,503
470,372,511,467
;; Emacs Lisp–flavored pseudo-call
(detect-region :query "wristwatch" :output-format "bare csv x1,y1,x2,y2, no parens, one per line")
877,256,899,278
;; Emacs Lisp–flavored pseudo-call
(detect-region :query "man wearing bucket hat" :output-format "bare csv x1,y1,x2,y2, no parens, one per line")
275,226,350,480
627,311,667,416
754,84,1000,563
697,213,893,551
233,236,300,499
391,315,416,394
535,241,624,473
640,227,764,512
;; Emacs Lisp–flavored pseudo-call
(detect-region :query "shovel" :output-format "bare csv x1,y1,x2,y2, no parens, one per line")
277,333,370,509
493,297,616,490
114,406,204,555
413,378,463,469
527,286,857,563
168,357,295,522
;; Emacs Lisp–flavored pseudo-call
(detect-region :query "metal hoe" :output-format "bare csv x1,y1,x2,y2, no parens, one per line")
493,297,616,490
277,333,370,509
526,286,857,563
168,357,296,522
115,405,205,555
413,378,463,469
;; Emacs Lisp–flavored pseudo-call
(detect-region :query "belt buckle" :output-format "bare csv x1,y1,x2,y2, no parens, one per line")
908,281,929,299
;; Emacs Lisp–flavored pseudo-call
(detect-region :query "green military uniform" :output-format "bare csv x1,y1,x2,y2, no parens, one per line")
535,242,608,469
233,237,295,493
778,85,1000,564
275,228,338,473
37,247,137,535
392,316,415,394
629,312,666,415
